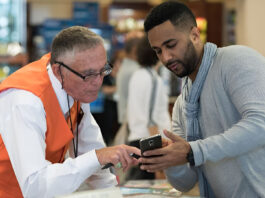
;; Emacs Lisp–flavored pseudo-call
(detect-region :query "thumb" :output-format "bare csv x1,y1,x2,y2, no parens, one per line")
163,130,180,142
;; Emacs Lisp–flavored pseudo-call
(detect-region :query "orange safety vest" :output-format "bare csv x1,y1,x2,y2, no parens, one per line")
0,54,74,197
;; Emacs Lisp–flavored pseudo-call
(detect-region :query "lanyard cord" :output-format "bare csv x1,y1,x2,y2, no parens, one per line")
66,94,79,158
59,65,79,157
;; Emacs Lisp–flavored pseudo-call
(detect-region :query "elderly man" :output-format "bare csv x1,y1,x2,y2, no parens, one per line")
0,26,140,198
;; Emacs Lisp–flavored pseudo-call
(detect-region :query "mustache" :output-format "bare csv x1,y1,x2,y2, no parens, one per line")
165,59,185,68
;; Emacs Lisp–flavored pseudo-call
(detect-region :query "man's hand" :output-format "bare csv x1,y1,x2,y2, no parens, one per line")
95,144,141,172
139,130,191,172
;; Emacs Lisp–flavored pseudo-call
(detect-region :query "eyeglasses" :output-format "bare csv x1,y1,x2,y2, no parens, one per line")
55,61,113,82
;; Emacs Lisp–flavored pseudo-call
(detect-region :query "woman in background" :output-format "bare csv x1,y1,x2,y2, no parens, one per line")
126,35,171,180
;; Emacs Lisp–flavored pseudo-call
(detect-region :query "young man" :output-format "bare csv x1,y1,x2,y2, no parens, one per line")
139,1,265,197
0,26,140,198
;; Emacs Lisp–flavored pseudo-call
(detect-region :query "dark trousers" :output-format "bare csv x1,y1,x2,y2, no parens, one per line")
94,99,120,145
126,139,155,180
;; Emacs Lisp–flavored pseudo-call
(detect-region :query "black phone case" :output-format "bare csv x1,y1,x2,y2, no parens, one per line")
140,134,162,155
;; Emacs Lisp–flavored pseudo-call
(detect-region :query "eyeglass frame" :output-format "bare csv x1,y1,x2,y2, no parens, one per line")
54,61,113,82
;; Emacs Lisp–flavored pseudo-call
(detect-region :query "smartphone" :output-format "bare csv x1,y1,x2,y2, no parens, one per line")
139,134,162,157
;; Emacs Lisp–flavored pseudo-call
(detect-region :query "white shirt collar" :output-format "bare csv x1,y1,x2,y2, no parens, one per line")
47,64,74,115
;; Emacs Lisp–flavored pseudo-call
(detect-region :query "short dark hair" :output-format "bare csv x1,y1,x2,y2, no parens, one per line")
136,35,158,67
144,1,197,33
51,26,103,64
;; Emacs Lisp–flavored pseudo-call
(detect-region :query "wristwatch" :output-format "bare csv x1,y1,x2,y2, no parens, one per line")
186,148,195,166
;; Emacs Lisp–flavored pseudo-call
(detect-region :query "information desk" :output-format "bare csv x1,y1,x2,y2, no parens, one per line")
121,179,199,197
57,180,200,198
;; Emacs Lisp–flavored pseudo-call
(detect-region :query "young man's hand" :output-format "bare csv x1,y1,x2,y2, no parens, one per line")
139,130,191,172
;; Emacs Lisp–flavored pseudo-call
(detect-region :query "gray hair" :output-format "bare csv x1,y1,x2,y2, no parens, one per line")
50,26,104,64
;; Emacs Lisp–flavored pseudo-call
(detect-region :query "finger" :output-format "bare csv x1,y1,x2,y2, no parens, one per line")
119,145,137,170
124,145,141,156
111,148,124,170
118,148,128,170
161,138,170,147
122,148,133,169
142,147,166,157
144,162,167,172
139,155,165,165
123,145,141,169
132,158,139,166
110,150,120,165
122,154,134,172
140,162,167,172
163,130,180,142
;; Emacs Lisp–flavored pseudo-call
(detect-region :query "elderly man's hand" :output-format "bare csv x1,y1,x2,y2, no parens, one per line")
95,144,141,172
139,130,191,172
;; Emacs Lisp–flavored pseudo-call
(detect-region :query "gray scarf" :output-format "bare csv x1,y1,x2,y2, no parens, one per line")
183,42,217,197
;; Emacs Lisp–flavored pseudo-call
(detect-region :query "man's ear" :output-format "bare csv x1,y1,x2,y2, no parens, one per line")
51,63,62,83
190,26,200,43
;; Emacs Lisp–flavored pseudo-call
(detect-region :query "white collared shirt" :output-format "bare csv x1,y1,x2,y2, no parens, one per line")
0,64,117,198
116,58,140,123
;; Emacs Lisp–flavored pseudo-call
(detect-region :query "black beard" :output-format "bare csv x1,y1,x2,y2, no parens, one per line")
166,40,198,78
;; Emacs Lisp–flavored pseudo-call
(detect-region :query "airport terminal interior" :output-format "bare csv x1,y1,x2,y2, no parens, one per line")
0,0,265,197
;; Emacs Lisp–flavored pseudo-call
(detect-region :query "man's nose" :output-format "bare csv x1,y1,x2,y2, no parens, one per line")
92,73,104,84
161,50,173,63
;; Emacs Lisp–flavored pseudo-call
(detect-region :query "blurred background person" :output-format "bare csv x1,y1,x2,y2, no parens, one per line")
126,35,171,180
101,50,124,145
116,31,144,125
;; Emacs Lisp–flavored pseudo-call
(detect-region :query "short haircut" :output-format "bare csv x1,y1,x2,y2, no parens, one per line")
51,26,103,64
136,35,158,67
144,1,197,33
